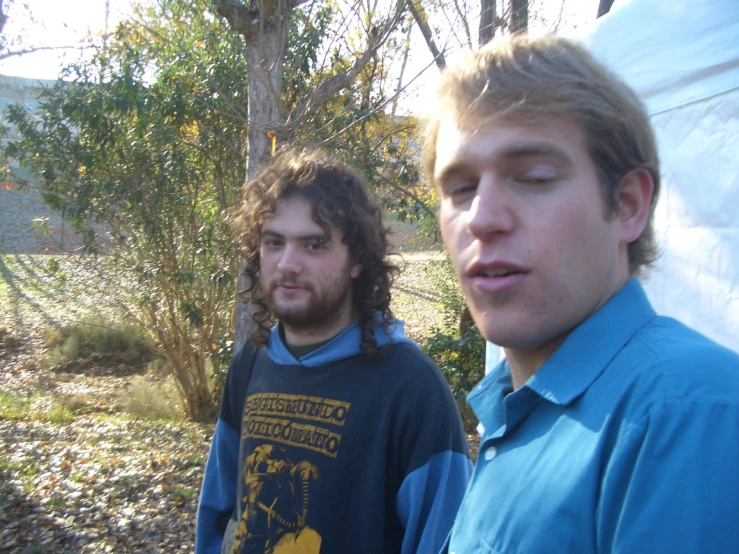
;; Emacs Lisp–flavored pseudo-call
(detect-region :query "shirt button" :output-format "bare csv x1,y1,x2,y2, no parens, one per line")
484,446,497,461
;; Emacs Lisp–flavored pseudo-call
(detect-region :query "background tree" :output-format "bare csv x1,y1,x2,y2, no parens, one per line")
4,0,595,422
510,0,529,33
214,0,420,348
5,0,248,420
4,0,438,419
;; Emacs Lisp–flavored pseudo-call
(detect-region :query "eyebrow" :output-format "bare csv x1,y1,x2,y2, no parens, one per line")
261,229,330,242
436,142,572,186
500,143,572,161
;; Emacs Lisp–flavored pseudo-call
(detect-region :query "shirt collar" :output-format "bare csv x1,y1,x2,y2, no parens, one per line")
468,279,657,435
526,278,656,405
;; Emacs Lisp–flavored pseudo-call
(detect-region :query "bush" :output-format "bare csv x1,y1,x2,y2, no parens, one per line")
424,326,486,434
121,375,184,421
41,315,153,368
420,256,486,434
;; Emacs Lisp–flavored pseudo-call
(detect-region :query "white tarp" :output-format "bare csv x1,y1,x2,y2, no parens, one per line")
486,0,739,370
583,0,739,354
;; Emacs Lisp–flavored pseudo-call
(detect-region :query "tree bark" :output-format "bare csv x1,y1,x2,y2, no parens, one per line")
216,0,290,349
215,0,407,350
479,0,496,45
597,0,615,18
509,0,528,34
239,2,289,350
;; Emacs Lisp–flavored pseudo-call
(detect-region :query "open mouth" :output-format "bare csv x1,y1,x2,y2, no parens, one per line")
478,268,520,278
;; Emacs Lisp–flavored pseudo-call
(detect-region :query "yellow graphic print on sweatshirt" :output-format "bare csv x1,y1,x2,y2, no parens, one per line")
231,393,351,554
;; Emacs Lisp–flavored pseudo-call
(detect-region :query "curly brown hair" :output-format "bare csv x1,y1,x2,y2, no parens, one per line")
232,148,399,354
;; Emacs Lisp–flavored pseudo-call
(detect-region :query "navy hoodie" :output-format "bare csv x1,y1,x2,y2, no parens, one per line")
196,318,471,554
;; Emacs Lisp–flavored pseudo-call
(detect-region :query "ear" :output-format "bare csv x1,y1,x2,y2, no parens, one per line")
350,262,362,279
615,168,654,245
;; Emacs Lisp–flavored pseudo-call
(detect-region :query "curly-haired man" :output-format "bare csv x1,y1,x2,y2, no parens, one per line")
196,149,471,554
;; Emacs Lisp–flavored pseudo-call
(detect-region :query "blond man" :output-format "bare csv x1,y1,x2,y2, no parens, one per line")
425,35,739,553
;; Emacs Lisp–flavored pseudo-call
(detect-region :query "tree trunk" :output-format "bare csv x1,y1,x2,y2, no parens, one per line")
479,0,496,45
234,9,289,351
217,0,405,350
509,0,528,34
597,0,615,18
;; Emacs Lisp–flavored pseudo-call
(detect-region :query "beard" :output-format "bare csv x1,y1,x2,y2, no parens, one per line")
261,267,355,333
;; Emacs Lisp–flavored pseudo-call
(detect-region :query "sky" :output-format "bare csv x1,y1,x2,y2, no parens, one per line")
0,0,602,116
0,0,136,80
0,0,602,80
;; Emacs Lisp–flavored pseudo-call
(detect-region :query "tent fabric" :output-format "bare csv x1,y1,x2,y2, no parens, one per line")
582,0,739,117
583,0,739,354
486,0,739,371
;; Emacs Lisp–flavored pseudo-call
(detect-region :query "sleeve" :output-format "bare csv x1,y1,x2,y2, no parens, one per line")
393,352,473,554
597,399,739,553
396,450,472,554
195,345,255,554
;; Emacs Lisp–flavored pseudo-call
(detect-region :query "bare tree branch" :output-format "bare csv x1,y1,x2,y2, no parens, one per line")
391,18,413,117
597,0,615,18
0,44,92,62
214,0,260,38
510,0,528,34
282,0,406,134
451,0,473,48
215,0,311,38
407,0,446,68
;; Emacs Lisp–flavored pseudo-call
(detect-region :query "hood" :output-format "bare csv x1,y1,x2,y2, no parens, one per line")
266,314,418,367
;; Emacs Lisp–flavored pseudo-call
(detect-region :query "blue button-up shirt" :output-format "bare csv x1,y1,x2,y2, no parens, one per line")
447,279,739,553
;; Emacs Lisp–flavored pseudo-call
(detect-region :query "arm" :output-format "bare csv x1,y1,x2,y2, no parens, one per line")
598,399,739,553
392,352,473,554
195,345,256,554
396,450,472,554
195,419,240,554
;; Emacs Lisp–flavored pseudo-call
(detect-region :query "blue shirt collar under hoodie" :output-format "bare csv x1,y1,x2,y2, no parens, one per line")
266,313,417,367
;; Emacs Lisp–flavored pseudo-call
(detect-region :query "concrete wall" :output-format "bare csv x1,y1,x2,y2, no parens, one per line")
0,74,94,254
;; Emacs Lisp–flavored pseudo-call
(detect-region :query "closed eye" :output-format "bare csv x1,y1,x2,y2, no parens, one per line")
517,174,556,185
443,179,478,204
508,157,565,186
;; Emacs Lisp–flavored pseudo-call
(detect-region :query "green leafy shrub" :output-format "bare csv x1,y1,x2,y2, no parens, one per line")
420,256,486,433
41,315,153,368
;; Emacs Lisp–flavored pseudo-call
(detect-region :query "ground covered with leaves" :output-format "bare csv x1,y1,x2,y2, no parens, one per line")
1,253,480,553
0,416,205,553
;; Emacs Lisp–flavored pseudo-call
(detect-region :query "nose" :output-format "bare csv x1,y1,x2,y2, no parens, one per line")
465,178,515,240
276,243,302,275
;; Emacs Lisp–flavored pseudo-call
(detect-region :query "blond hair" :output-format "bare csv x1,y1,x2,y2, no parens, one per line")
423,35,660,275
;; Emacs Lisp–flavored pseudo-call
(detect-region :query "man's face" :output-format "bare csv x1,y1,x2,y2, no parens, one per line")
436,115,630,362
259,196,361,343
